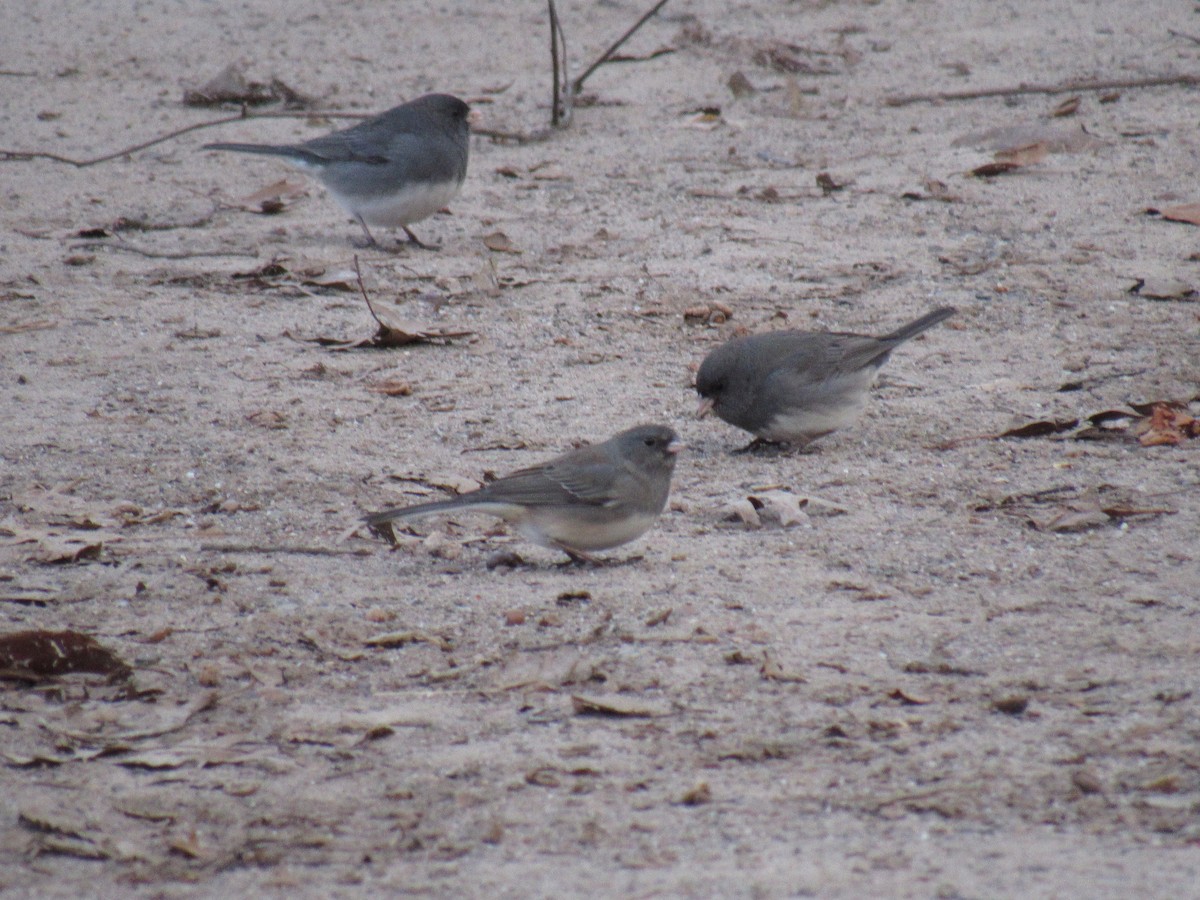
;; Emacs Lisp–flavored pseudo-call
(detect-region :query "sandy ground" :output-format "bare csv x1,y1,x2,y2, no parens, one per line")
2,0,1199,896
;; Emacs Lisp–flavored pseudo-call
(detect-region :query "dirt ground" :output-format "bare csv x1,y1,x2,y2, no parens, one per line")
3,0,1199,896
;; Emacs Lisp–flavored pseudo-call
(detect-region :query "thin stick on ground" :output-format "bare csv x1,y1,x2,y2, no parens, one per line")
572,0,671,95
548,0,572,128
70,240,258,260
352,254,387,330
885,73,1200,107
0,109,368,167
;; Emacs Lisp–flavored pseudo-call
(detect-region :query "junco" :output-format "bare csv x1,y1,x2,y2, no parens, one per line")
364,424,682,563
204,93,471,248
695,307,956,448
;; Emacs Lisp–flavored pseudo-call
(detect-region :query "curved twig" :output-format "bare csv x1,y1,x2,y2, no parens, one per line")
573,0,671,95
0,109,368,168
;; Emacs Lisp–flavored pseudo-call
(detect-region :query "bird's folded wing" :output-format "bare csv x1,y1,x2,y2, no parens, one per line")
799,335,892,376
485,462,621,508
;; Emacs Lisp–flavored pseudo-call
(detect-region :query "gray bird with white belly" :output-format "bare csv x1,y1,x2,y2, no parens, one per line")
695,307,956,449
204,93,471,248
364,425,682,564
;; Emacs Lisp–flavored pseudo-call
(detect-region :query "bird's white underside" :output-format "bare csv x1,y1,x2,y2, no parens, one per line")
759,370,875,442
330,178,463,228
282,155,462,228
405,501,658,552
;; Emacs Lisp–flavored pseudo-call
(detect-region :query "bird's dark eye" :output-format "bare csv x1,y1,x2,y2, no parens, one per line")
643,437,656,447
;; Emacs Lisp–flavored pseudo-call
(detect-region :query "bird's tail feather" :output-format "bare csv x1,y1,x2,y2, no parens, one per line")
363,497,472,529
202,142,311,161
881,307,957,344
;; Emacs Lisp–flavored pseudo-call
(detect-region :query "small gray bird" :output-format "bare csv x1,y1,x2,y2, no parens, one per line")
695,307,956,449
204,93,471,248
364,425,682,563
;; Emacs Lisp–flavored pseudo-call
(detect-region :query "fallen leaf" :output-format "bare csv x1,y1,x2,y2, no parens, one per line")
645,608,672,627
678,107,723,130
727,71,756,98
992,695,1029,715
888,688,931,705
366,380,414,396
678,782,712,805
0,523,107,564
1050,96,1081,117
752,491,812,526
953,122,1100,154
184,64,310,108
0,320,55,335
1127,277,1197,301
998,418,1080,439
993,141,1049,166
722,498,761,528
900,178,961,203
482,231,520,253
1154,203,1200,226
751,40,839,76
0,629,131,678
571,693,670,717
970,161,1022,178
1132,401,1200,446
760,652,806,683
683,301,733,325
237,178,308,214
816,172,846,195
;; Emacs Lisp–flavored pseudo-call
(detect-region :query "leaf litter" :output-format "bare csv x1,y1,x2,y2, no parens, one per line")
287,257,474,350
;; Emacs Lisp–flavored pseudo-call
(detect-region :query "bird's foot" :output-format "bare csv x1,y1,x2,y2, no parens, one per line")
403,227,439,251
486,551,533,570
560,548,605,566
732,437,818,455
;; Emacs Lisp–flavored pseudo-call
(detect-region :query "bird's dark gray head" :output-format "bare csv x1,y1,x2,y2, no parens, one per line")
694,338,761,420
614,424,682,472
409,93,472,124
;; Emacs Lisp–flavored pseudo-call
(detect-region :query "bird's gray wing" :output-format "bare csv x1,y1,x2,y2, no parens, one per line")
481,459,622,508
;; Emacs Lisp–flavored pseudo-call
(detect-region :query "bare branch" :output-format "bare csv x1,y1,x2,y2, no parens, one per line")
0,109,368,167
573,0,671,95
885,73,1200,107
548,0,572,128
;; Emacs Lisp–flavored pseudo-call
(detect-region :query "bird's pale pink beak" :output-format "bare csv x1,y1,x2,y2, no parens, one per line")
667,438,684,455
467,108,484,128
696,397,714,419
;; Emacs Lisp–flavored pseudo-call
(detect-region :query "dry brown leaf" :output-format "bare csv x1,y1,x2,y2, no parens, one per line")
1050,96,1081,117
0,629,131,678
571,693,670,717
237,178,308,214
994,141,1049,166
683,301,733,325
678,108,723,130
0,320,55,335
970,161,1022,178
953,122,1099,154
997,418,1080,439
1155,203,1200,226
679,782,712,805
184,64,310,108
482,231,520,253
761,652,806,683
727,71,756,98
1133,402,1200,446
888,688,932,705
366,380,413,397
1128,277,1197,301
0,521,109,564
364,630,451,651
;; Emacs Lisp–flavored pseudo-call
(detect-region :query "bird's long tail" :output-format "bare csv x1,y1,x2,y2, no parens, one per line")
881,307,957,344
363,497,473,529
202,141,310,161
